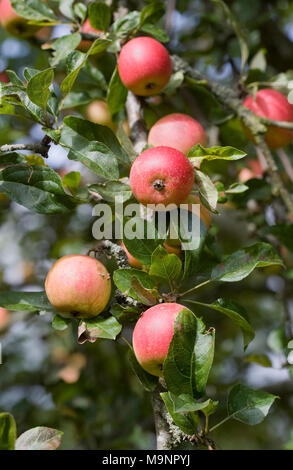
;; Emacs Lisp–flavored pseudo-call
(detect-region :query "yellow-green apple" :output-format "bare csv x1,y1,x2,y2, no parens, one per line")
45,255,111,319
148,113,207,154
243,89,293,149
118,37,172,96
86,100,116,130
129,146,194,207
133,302,191,376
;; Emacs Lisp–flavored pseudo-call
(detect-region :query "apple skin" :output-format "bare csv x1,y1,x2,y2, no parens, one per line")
130,146,194,207
118,37,172,96
0,307,10,329
243,89,293,149
133,302,190,376
0,71,9,83
148,113,207,155
121,242,143,269
45,255,111,319
239,159,264,183
86,100,116,130
0,0,40,37
78,18,101,52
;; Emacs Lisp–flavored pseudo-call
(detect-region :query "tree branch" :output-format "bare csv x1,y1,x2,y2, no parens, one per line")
0,141,51,158
125,91,148,154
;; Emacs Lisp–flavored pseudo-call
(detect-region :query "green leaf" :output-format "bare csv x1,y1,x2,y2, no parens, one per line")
89,181,132,203
62,171,81,190
52,314,70,331
15,427,63,450
110,303,140,324
211,242,284,282
228,384,278,425
140,23,169,43
194,170,218,212
244,354,272,368
185,298,254,349
88,1,111,31
78,316,122,343
0,165,76,214
27,68,54,109
163,309,214,398
168,393,216,414
188,144,246,167
111,11,141,35
140,1,165,27
11,0,57,22
226,182,248,194
267,327,287,353
128,348,158,392
113,269,155,302
162,71,184,95
160,392,198,435
60,120,120,180
107,67,128,116
149,245,182,285
0,291,52,312
50,33,82,67
123,217,163,266
0,413,16,450
211,0,249,76
0,152,26,165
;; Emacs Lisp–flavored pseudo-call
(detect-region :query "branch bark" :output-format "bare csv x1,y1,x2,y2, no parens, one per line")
125,91,148,154
0,142,50,158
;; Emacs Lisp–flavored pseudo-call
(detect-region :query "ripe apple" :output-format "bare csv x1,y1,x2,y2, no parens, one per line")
0,0,41,37
239,159,264,183
148,113,207,154
243,89,293,149
78,18,101,52
129,146,194,207
45,255,111,319
121,242,143,269
0,71,9,83
118,37,172,96
0,307,10,329
133,302,191,376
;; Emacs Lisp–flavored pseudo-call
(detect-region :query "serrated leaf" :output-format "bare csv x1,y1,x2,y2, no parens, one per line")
113,269,155,302
194,170,218,212
185,298,254,349
15,427,63,450
160,392,198,435
211,242,284,282
130,278,158,306
88,1,111,31
50,33,82,67
163,309,214,398
78,316,122,343
0,165,76,214
11,0,57,22
188,144,246,167
107,67,128,116
149,245,182,285
140,24,169,43
52,314,70,331
89,181,132,203
0,291,52,312
27,68,54,109
228,384,278,425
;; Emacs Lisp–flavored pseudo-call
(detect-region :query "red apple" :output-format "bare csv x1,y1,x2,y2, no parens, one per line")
45,255,111,319
133,302,190,376
239,158,264,183
0,307,10,329
118,37,172,96
243,89,293,149
0,0,40,37
78,18,101,52
148,113,207,154
129,146,194,207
